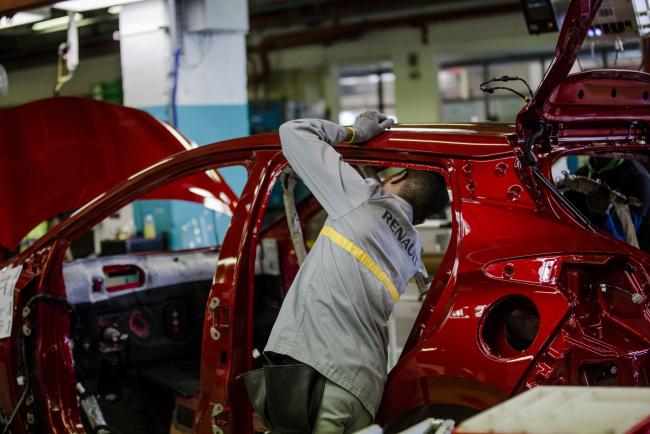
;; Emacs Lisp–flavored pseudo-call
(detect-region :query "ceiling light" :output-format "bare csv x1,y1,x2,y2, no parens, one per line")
0,12,48,30
32,13,82,32
54,0,145,12
108,5,122,15
36,17,99,34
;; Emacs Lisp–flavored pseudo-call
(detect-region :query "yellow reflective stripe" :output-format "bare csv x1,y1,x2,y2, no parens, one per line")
320,226,400,303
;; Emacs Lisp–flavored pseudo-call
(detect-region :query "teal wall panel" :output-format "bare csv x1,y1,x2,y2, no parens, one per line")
134,104,250,249
140,104,249,143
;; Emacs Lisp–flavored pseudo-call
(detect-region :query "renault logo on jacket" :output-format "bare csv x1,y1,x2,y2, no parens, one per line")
381,209,418,266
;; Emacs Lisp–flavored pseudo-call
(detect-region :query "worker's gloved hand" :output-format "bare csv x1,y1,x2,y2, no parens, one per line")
350,111,394,144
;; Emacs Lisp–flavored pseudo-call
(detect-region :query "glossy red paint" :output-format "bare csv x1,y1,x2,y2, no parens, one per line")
544,70,650,123
514,0,650,152
0,97,236,252
0,112,648,433
518,0,603,127
1,133,265,433
377,150,650,427
2,1,650,429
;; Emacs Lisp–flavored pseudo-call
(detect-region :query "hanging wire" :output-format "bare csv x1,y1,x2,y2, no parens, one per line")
480,75,534,102
170,47,181,127
181,33,212,70
54,43,74,96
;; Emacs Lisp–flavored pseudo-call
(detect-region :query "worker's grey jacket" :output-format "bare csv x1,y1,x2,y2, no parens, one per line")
265,119,423,417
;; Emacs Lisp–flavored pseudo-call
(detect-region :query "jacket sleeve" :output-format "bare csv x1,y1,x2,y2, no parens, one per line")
279,119,375,219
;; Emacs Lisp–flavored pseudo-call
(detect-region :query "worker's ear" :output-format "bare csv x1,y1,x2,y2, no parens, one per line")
384,170,408,187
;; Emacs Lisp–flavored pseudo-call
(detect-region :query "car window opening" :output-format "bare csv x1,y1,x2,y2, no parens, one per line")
553,153,650,252
251,163,452,374
55,165,246,434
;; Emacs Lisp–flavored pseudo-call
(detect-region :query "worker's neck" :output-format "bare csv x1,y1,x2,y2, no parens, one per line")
383,186,415,224
383,183,400,196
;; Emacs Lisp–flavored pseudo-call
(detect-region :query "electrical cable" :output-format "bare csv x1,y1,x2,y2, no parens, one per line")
594,283,646,304
171,47,182,128
480,75,534,102
1,294,77,434
518,121,596,232
167,0,182,128
0,363,28,434
1,294,71,434
180,34,212,70
23,293,72,312
2,291,122,434
481,85,530,102
522,121,544,166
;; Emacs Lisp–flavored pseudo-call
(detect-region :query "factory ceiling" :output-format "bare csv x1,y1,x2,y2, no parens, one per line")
0,0,522,71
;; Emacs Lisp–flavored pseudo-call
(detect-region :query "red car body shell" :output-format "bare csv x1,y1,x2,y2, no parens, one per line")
1,115,649,433
2,0,650,432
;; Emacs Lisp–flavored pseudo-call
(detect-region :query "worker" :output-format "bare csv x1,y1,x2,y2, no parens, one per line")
246,111,449,434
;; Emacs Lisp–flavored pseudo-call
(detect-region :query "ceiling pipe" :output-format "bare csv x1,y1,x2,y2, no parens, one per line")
248,2,521,87
249,0,457,30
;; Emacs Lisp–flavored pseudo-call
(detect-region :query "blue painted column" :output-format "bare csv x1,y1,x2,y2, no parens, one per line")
118,0,249,248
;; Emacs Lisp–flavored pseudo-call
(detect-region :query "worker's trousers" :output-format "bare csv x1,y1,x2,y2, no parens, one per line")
313,380,373,434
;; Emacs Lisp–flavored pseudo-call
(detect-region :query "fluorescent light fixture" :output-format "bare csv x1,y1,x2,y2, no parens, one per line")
632,0,650,37
32,13,82,32
54,0,145,12
36,17,98,34
0,12,48,30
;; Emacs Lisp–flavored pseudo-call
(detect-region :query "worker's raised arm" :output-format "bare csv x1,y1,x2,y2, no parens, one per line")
279,112,394,219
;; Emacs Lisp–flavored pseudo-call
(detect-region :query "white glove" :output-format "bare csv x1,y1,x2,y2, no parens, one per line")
349,111,394,144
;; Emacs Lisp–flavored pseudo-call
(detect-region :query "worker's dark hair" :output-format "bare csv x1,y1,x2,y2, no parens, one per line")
400,170,449,223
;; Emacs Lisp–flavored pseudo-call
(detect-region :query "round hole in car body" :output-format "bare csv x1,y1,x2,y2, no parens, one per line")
128,310,152,338
480,295,540,358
